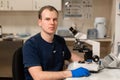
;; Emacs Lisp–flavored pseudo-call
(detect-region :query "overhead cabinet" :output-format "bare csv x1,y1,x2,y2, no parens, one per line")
40,0,62,11
11,0,33,11
0,0,32,11
32,0,41,10
0,0,12,10
0,0,62,11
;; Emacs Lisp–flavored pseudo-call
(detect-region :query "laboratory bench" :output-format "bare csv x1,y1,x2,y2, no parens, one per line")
65,68,120,80
0,37,111,77
0,39,23,77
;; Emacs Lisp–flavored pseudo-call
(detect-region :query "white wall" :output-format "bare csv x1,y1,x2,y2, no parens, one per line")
0,11,40,35
0,0,113,37
0,11,64,36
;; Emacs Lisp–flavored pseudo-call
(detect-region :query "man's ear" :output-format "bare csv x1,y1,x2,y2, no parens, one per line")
38,19,42,26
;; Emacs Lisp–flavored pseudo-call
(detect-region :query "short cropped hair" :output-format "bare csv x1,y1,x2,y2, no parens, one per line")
38,5,59,19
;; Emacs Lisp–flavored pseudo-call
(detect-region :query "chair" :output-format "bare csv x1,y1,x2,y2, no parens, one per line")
12,47,25,80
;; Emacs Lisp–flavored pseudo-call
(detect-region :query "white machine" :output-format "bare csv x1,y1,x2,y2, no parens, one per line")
94,17,106,38
69,27,101,72
100,52,120,69
97,41,120,69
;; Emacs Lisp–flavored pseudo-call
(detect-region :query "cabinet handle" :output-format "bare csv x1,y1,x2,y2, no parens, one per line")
1,1,3,7
7,0,9,9
35,1,37,9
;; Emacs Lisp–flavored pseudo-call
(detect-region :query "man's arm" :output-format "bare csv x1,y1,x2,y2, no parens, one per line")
28,66,72,80
28,64,90,80
70,52,84,62
28,52,89,80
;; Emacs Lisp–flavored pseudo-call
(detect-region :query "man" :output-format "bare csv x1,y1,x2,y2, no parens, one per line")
23,5,90,80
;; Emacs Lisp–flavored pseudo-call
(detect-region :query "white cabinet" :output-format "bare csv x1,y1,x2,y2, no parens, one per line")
40,0,62,11
0,0,62,11
32,0,41,10
32,0,62,11
0,0,32,11
0,0,5,10
0,0,13,10
4,0,13,10
11,0,32,11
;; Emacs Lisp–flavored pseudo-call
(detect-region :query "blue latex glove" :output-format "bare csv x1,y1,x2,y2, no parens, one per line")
71,67,90,77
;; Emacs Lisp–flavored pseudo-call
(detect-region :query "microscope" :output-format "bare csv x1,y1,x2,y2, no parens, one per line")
68,27,101,72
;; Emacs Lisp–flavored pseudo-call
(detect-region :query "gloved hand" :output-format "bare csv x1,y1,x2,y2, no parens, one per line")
71,67,90,77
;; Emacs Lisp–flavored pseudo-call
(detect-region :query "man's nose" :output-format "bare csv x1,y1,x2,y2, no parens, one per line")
50,20,54,24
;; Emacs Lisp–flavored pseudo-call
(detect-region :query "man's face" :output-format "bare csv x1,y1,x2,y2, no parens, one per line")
38,9,58,35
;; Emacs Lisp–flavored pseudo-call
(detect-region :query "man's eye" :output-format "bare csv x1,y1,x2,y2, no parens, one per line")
46,18,50,20
53,18,58,21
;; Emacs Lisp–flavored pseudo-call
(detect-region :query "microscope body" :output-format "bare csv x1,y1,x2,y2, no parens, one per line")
68,27,100,72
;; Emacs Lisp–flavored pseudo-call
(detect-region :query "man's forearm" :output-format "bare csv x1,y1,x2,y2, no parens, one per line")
40,70,72,80
29,67,72,80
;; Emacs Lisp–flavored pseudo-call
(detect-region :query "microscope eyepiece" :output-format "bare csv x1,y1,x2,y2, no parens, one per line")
69,27,78,35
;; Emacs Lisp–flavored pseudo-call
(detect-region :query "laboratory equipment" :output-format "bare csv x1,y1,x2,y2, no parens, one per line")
94,17,106,38
100,53,120,68
68,26,120,70
100,42,120,69
68,27,100,72
87,28,97,39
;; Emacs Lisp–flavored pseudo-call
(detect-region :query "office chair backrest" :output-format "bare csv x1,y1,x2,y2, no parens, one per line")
12,47,25,80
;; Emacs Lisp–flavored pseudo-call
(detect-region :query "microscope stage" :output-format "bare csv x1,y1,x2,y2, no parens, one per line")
68,61,100,72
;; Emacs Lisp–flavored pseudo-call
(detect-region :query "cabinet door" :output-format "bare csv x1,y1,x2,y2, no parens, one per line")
0,0,5,10
4,0,13,10
32,0,41,10
11,0,32,11
0,0,13,10
40,0,62,11
1,0,61,11
0,0,33,11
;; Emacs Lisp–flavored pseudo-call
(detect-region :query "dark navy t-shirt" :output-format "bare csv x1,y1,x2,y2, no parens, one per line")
23,33,71,80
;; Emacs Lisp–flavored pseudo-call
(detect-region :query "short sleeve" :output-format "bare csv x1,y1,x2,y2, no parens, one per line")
23,39,41,68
